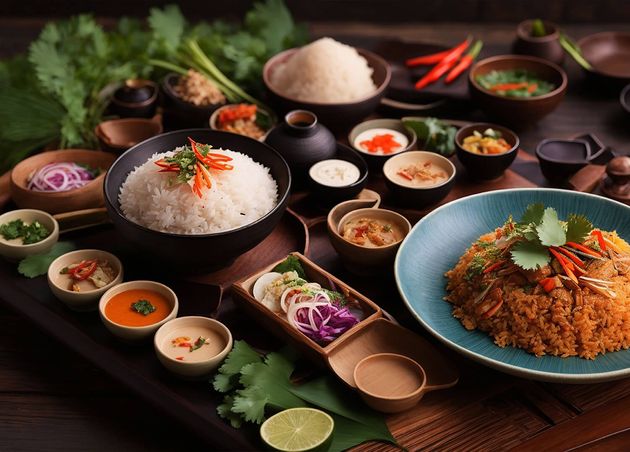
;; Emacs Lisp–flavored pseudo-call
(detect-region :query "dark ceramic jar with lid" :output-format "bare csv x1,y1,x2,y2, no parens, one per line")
513,20,565,66
264,110,337,186
109,79,159,118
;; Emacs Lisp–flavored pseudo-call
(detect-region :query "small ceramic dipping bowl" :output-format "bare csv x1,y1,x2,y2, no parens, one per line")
469,55,567,124
99,280,177,341
95,117,163,153
307,144,369,204
455,123,519,180
348,118,417,171
10,149,116,214
209,104,275,142
109,79,159,118
0,209,59,261
383,151,456,208
48,249,123,312
354,353,426,413
154,316,233,379
329,206,410,274
536,138,591,183
162,73,226,128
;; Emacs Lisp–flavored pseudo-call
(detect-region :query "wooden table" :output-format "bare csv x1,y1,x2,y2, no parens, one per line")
2,21,630,452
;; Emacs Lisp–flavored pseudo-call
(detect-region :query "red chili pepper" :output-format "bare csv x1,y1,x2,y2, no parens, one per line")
445,40,483,84
539,277,557,293
552,246,585,268
70,260,98,281
414,37,471,90
591,230,607,252
406,49,453,67
175,356,184,361
565,242,603,258
481,298,503,318
549,248,579,284
483,259,506,274
397,170,413,181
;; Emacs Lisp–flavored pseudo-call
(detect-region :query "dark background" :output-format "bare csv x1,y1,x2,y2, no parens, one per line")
1,0,628,22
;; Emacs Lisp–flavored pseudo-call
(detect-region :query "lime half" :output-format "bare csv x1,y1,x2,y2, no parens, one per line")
260,407,334,452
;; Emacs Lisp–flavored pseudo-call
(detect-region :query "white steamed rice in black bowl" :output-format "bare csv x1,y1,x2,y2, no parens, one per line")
119,146,278,234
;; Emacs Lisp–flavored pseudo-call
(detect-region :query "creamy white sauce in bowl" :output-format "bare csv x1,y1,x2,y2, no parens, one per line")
309,159,361,187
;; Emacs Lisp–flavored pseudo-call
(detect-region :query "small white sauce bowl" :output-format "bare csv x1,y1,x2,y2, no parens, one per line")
154,316,233,379
0,209,59,262
48,249,123,312
99,280,178,342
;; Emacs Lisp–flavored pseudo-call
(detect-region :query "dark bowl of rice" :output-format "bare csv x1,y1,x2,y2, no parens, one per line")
104,129,291,272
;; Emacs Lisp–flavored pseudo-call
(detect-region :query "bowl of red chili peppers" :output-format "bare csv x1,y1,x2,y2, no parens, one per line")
468,55,568,125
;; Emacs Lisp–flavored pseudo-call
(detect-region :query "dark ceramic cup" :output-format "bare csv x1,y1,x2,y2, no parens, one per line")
513,20,565,66
104,129,291,272
109,79,159,118
264,110,337,188
536,138,591,183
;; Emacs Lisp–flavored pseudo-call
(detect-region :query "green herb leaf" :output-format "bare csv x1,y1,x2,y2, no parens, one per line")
520,203,545,225
0,219,25,240
190,336,207,352
566,214,593,244
17,242,75,278
217,395,243,428
536,208,566,246
213,340,262,393
148,4,186,55
464,254,486,282
131,299,156,316
511,240,550,270
272,255,306,279
403,117,457,157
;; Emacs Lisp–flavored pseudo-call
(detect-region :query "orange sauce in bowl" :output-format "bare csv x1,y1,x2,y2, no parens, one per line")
105,289,172,327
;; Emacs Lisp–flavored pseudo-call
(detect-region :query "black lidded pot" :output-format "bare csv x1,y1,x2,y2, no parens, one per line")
109,79,159,118
264,110,337,188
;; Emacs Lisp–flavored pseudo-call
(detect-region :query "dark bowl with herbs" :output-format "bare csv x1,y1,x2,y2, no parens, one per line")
104,129,291,272
469,55,567,125
456,123,519,180
161,72,227,128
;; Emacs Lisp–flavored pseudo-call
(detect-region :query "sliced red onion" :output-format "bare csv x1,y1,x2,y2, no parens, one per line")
27,162,96,192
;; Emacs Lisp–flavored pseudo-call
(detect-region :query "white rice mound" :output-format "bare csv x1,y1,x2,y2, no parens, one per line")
119,147,278,235
270,37,377,103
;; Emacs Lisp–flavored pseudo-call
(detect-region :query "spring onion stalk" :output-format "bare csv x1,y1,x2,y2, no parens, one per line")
559,33,593,70
147,59,188,76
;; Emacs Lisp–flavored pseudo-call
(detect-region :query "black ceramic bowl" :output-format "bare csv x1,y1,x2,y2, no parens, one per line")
161,73,225,128
455,123,519,180
104,129,291,271
382,151,456,208
263,47,391,131
536,138,591,183
307,143,369,204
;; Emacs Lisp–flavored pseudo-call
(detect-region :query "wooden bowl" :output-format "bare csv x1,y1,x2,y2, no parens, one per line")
10,149,116,214
469,55,567,124
209,104,275,142
95,116,163,153
263,47,391,131
512,19,564,65
354,353,426,413
578,32,630,83
161,73,226,128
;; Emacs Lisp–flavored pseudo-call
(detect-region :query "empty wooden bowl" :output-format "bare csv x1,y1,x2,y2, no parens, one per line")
95,116,163,153
578,32,630,83
10,149,116,214
354,353,426,413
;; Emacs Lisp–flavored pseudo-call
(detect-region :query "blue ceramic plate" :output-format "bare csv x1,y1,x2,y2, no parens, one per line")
395,188,630,383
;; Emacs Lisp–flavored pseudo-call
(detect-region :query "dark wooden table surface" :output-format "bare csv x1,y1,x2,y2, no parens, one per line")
2,21,630,452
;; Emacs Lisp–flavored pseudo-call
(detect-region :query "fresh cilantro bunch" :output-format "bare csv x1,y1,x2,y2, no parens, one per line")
510,203,593,270
212,341,396,451
402,117,457,156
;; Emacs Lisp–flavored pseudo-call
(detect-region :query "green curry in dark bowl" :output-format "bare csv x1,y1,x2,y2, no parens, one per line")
469,55,567,125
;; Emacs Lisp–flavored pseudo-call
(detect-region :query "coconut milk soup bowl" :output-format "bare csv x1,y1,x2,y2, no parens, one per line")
104,129,291,272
